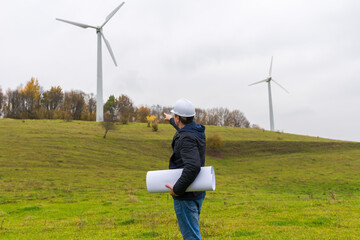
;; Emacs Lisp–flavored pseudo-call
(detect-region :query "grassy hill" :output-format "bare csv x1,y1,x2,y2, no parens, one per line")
0,119,360,239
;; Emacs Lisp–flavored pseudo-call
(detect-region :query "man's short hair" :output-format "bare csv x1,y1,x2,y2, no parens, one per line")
175,114,194,125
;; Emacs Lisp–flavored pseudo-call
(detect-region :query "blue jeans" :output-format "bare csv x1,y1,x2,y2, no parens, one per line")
173,198,204,240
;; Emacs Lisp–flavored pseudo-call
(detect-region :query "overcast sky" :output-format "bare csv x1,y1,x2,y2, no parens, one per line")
0,0,359,142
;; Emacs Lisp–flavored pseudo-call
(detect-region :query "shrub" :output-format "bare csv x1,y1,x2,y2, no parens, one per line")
251,124,262,130
207,134,224,153
102,112,116,138
152,122,158,132
64,112,73,122
146,115,157,127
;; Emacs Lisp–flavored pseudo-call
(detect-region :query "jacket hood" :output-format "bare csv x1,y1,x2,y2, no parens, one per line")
178,121,205,139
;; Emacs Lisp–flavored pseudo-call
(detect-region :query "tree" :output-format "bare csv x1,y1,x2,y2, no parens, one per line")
115,94,134,124
195,108,207,125
137,106,150,123
159,106,172,123
104,95,116,114
42,86,64,111
63,90,85,120
21,78,41,118
4,89,22,118
101,112,116,138
225,110,250,128
42,86,64,119
150,104,163,119
87,94,96,115
214,107,230,126
83,93,96,121
206,108,220,126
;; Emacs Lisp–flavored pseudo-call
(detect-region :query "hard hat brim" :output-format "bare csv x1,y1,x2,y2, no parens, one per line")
171,109,195,117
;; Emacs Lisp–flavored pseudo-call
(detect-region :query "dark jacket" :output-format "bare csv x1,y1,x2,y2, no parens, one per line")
169,118,206,200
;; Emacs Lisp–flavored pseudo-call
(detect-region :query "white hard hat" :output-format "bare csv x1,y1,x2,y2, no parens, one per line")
171,98,196,117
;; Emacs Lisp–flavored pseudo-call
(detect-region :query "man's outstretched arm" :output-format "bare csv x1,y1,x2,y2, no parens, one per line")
164,113,179,131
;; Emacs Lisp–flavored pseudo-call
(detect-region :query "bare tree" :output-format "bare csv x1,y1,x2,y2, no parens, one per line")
206,108,220,126
115,94,135,124
4,89,22,118
225,110,250,128
216,107,230,126
150,104,162,119
195,108,207,125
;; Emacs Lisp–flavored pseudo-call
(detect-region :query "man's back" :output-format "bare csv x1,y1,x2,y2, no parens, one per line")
169,120,206,200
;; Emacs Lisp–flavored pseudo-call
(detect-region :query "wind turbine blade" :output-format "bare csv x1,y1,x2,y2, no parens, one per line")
101,32,117,66
249,79,268,86
56,18,97,29
101,2,125,28
272,79,289,93
269,56,273,77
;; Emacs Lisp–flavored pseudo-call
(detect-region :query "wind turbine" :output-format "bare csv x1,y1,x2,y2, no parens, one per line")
249,56,288,131
56,2,125,122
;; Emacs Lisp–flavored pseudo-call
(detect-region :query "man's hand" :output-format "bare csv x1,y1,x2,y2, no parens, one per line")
163,113,172,121
165,184,179,197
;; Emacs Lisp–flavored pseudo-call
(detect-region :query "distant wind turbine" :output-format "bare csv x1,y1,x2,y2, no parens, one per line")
249,56,289,131
56,2,125,122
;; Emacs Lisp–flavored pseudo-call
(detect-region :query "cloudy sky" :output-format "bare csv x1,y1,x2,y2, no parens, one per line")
0,0,359,142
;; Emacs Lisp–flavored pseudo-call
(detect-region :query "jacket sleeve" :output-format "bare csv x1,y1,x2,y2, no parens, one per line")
169,118,180,131
173,136,201,195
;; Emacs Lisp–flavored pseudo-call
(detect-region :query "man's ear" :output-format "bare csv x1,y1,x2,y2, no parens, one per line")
174,115,180,125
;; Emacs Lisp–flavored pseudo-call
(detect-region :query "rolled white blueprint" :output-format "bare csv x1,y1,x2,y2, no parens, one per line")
146,166,215,193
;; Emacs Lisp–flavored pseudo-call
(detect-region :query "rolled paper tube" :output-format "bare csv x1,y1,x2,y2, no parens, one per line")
146,166,215,193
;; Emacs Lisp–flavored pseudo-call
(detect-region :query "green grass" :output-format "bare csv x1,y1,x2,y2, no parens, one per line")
0,118,360,239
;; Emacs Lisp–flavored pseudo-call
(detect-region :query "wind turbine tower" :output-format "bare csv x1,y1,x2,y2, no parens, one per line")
249,56,289,131
56,2,125,122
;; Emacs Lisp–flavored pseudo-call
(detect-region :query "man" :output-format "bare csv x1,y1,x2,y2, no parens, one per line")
164,98,206,240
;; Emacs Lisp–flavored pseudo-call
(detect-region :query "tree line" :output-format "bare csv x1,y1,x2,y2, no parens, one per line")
0,78,251,128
